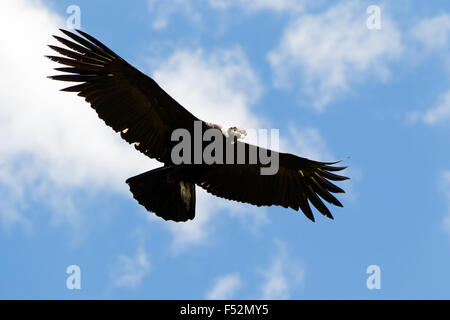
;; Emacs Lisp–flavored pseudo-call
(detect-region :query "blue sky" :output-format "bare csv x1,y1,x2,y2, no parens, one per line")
1,0,450,299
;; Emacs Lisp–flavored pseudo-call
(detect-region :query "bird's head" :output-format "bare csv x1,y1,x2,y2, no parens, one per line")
225,126,247,144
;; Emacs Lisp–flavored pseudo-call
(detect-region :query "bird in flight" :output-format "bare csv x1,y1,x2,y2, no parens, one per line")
47,29,349,223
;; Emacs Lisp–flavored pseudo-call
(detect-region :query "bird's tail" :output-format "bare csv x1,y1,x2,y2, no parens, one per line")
126,166,196,222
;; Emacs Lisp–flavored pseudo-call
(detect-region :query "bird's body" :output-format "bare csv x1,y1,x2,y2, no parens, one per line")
47,29,349,223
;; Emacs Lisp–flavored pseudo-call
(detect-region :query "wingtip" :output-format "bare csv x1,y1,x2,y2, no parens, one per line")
303,210,315,222
59,28,74,37
337,155,351,163
52,34,64,41
322,156,350,165
45,55,58,61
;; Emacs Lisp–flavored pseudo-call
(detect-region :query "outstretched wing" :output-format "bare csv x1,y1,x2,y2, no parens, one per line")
195,142,348,222
46,29,199,163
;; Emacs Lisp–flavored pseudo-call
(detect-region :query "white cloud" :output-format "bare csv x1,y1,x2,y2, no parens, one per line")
205,273,242,299
268,2,403,110
0,0,155,230
408,90,450,125
0,161,33,229
260,239,304,299
148,0,201,30
409,12,450,71
110,246,151,289
152,47,263,130
412,13,450,52
407,14,450,126
286,126,333,161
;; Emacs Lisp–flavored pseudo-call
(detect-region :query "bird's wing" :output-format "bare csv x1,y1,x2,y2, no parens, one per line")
194,142,348,221
46,29,199,163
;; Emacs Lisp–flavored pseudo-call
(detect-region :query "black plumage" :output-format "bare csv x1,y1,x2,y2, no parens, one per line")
47,29,349,222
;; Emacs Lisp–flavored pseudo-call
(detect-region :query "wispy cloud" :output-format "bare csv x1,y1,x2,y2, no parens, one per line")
286,126,333,161
411,13,450,52
110,246,151,289
259,239,304,299
147,0,201,30
406,12,450,125
205,273,242,299
408,11,450,75
268,2,403,110
408,90,450,125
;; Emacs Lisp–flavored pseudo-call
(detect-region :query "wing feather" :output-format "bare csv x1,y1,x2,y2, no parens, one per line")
47,29,199,163
195,142,348,221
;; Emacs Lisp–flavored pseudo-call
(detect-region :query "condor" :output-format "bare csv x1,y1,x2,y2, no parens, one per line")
47,29,349,223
